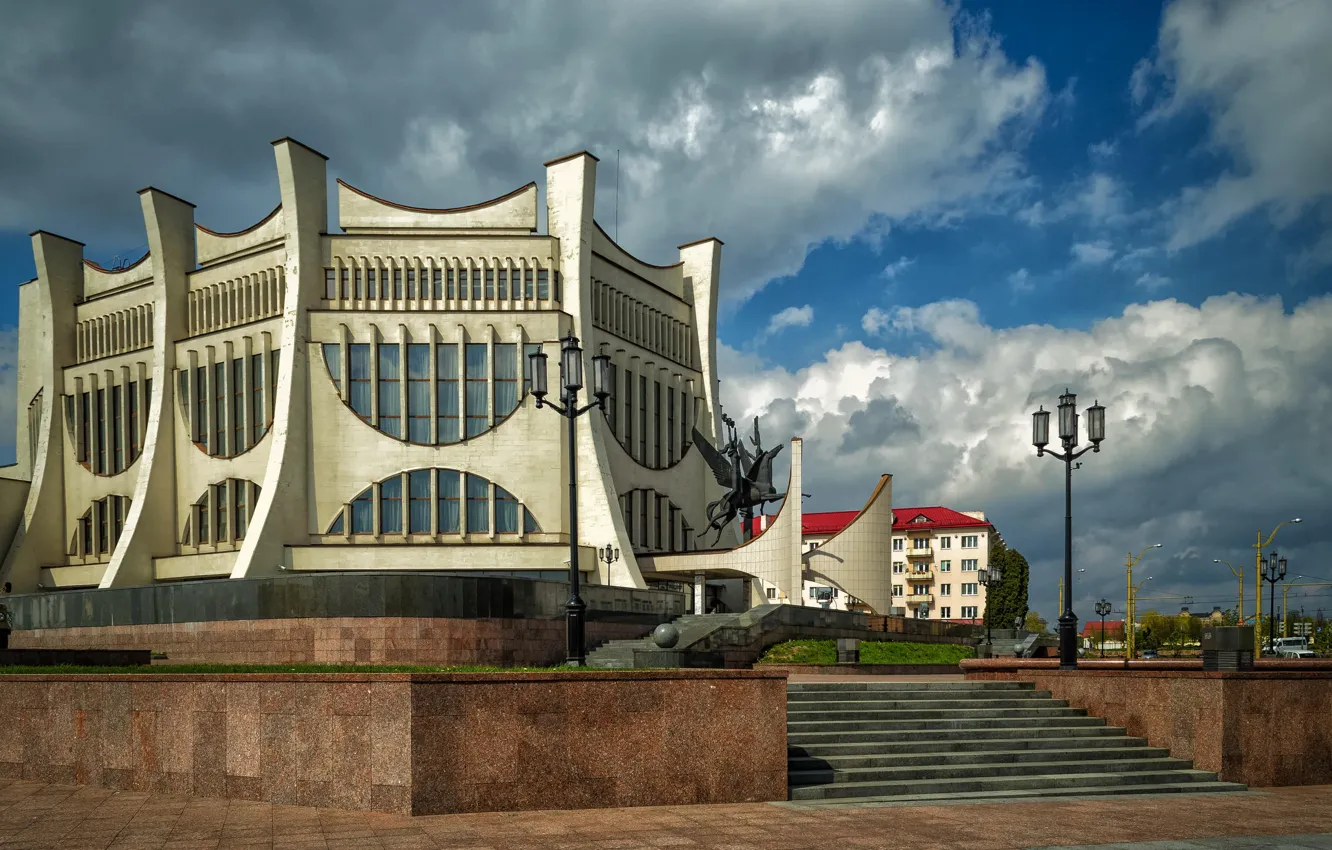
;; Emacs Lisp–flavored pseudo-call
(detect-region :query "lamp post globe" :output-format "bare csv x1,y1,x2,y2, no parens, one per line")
1031,389,1106,669
1094,599,1112,658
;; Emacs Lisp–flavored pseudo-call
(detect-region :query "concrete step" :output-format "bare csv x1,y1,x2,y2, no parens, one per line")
787,715,1107,734
787,697,1068,712
778,780,1250,808
787,689,1055,703
787,721,1114,744
788,768,1223,800
788,745,1172,772
786,706,1088,724
788,733,1146,758
789,756,1196,787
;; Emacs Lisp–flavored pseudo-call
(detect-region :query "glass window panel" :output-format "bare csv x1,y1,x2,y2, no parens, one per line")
436,344,460,443
667,388,674,466
623,370,633,452
605,363,617,432
524,268,534,300
351,488,373,533
408,469,431,533
112,496,124,546
497,268,508,300
340,267,349,299
380,476,402,534
446,268,455,299
213,361,226,456
328,513,344,535
96,388,106,473
97,499,108,552
322,343,340,392
324,268,336,299
194,368,206,444
366,268,378,300
523,508,540,533
494,344,518,417
470,268,482,301
465,344,488,437
250,353,266,438
79,392,90,463
392,267,403,300
111,385,123,473
196,501,209,545
554,270,561,302
680,390,688,452
127,382,139,462
353,267,363,299
537,269,549,300
349,344,372,421
82,513,92,555
432,268,443,299
495,486,518,533
406,267,416,299
233,358,245,452
215,483,228,542
654,381,662,468
234,481,247,540
407,343,430,443
466,474,489,532
485,268,495,300
437,469,461,533
378,344,401,438
638,375,647,462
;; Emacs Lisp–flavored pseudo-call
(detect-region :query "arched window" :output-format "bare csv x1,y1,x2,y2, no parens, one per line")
323,338,528,445
69,495,131,560
328,468,541,538
182,478,261,548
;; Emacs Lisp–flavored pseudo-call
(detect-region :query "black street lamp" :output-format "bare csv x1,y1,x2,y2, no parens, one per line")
1095,599,1112,658
1031,389,1106,669
530,332,613,667
1261,551,1287,655
978,563,1003,647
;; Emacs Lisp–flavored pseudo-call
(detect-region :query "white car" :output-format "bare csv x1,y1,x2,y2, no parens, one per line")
1278,647,1316,659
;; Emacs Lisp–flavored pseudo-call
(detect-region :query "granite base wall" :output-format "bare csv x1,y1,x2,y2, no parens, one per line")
962,659,1332,787
758,663,961,676
10,617,655,667
0,671,788,814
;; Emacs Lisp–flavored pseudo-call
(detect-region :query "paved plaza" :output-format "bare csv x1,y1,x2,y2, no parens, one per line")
2,780,1332,850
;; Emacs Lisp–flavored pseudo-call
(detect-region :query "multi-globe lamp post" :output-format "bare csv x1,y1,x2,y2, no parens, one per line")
1094,599,1112,658
1260,551,1287,655
529,332,613,667
978,563,1004,648
1031,390,1106,669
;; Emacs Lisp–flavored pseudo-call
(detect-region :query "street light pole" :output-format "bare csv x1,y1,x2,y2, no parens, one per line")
1124,545,1161,659
1254,519,1302,657
1095,599,1111,658
1031,391,1106,670
979,564,1004,649
1127,575,1154,659
530,333,613,667
1261,552,1287,655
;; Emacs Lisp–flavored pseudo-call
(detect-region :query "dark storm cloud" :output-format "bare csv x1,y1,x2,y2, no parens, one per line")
840,395,921,452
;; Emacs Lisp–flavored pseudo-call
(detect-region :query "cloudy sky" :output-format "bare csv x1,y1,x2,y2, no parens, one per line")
1,0,1330,624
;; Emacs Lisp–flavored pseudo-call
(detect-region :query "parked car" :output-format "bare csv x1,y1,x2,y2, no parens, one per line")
1140,648,1158,659
1278,647,1317,659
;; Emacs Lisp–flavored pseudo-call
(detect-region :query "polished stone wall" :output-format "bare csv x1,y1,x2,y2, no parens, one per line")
0,670,788,814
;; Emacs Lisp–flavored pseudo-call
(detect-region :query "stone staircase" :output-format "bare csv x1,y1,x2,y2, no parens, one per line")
782,680,1247,806
584,613,740,668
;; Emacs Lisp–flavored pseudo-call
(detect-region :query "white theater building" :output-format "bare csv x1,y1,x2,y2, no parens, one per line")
0,139,738,598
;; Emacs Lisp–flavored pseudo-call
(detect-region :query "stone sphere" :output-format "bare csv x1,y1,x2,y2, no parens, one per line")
652,623,681,649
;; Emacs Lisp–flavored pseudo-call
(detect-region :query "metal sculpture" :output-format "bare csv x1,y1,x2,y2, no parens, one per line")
693,411,784,546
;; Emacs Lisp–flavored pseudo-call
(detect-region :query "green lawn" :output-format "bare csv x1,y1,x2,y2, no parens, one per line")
756,639,975,666
0,663,580,675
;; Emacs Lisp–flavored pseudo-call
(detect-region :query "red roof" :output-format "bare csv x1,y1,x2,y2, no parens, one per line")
1081,620,1125,636
749,506,992,538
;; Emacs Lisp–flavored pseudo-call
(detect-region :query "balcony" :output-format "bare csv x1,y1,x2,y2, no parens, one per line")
907,545,933,559
906,569,935,583
905,592,934,607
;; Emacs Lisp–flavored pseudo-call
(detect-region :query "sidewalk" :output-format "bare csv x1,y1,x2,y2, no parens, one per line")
2,780,1331,850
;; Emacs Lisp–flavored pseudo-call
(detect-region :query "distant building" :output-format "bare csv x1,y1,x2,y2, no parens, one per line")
752,505,994,618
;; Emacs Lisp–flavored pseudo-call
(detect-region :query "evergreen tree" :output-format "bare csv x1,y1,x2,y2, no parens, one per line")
984,536,1030,629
